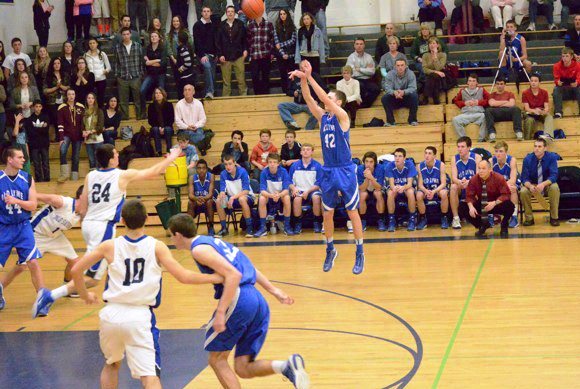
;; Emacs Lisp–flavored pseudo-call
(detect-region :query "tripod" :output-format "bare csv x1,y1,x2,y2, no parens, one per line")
490,41,531,94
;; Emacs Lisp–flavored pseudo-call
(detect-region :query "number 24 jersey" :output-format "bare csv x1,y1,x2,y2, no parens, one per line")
85,168,126,222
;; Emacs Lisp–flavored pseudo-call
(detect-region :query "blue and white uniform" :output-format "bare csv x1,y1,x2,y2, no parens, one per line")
191,235,270,358
492,155,521,189
191,172,213,211
100,235,162,379
288,158,322,201
260,167,291,210
356,164,385,191
455,152,477,198
219,167,254,207
505,34,524,70
385,159,418,190
318,113,358,211
419,160,443,191
0,170,41,267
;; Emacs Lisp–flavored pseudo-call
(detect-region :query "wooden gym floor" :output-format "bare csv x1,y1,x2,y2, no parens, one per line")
1,218,580,388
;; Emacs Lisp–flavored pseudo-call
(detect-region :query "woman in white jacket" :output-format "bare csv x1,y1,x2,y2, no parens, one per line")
490,0,515,30
84,37,111,107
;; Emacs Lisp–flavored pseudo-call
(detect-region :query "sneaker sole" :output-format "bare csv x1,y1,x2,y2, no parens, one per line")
323,250,338,272
290,354,310,389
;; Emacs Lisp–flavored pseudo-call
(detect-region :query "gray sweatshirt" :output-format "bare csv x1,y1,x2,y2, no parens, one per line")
384,68,417,96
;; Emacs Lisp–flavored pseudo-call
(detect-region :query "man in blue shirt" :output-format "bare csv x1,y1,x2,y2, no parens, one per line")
254,153,294,237
520,138,560,226
357,151,386,231
385,148,418,232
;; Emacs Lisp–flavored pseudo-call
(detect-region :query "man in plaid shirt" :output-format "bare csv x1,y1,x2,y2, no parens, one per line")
246,16,276,95
115,27,145,119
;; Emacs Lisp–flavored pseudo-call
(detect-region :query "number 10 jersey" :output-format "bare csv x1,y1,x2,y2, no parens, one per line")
85,168,126,222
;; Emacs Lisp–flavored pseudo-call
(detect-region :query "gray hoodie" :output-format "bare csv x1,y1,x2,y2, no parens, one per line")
383,68,417,96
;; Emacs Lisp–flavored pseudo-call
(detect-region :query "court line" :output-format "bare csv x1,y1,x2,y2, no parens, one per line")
61,307,100,331
431,239,494,388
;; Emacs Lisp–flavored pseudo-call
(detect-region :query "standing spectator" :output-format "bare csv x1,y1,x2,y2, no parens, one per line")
128,0,148,33
357,151,386,232
65,0,76,41
23,100,51,182
193,6,219,98
274,9,297,94
280,129,301,169
336,65,361,128
381,59,419,126
552,47,580,119
485,76,523,141
148,87,175,155
195,0,227,23
451,73,489,141
220,130,251,174
0,84,6,142
520,138,560,226
43,58,71,135
10,73,41,120
147,0,169,33
144,17,166,48
346,37,380,108
490,0,514,30
109,0,128,33
74,0,94,43
266,0,296,23
522,73,553,140
564,15,580,59
59,41,78,77
246,15,275,95
11,113,32,174
295,12,325,75
561,1,580,29
174,84,207,147
33,0,54,47
421,37,447,105
167,16,194,93
103,96,122,145
114,27,145,120
7,59,37,93
250,129,278,179
33,47,51,102
379,37,407,78
112,15,142,48
170,0,190,28
0,40,5,88
410,25,448,74
2,38,32,81
375,23,405,64
71,57,96,106
84,38,112,107
418,0,445,32
176,30,196,98
499,20,532,76
82,92,104,170
141,31,167,109
93,0,112,37
216,6,248,96
450,0,485,36
527,0,557,31
300,0,329,54
57,89,85,182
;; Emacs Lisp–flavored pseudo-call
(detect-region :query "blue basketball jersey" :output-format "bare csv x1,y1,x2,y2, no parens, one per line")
320,113,352,167
193,172,212,197
385,160,418,186
0,170,32,225
492,155,513,181
455,152,477,181
190,235,257,299
506,34,523,69
419,160,442,190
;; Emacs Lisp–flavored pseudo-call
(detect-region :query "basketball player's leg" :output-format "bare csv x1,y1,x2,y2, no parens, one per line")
438,189,450,213
15,223,45,291
311,192,323,230
416,190,426,214
386,188,397,231
340,166,364,274
209,351,240,388
450,184,460,217
100,361,121,389
204,199,216,234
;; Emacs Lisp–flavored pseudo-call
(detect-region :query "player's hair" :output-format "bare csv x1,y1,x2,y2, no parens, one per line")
75,185,84,199
168,213,197,238
196,159,208,168
331,89,347,107
121,199,148,230
259,129,272,137
468,73,479,81
494,140,509,151
393,147,407,157
341,65,353,74
301,142,314,150
2,146,22,164
285,129,296,138
562,47,574,56
267,153,281,162
363,151,378,166
457,136,472,148
425,146,437,155
534,138,547,147
222,153,235,163
231,129,244,139
177,132,190,142
96,144,115,168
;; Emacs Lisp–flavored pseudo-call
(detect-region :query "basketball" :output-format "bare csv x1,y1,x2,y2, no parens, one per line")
241,0,265,20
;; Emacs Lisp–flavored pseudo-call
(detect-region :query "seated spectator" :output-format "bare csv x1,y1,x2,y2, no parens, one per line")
10,72,41,119
485,76,522,141
552,47,580,118
221,130,251,174
499,20,533,76
410,24,448,74
176,30,196,99
33,47,51,100
59,41,78,77
357,151,386,231
273,9,298,94
561,0,580,29
250,129,278,179
7,59,37,93
491,141,520,228
140,31,167,111
277,62,327,131
522,73,554,139
375,23,405,64
418,0,446,33
300,0,329,54
148,87,175,155
490,0,515,30
43,58,70,137
114,27,145,120
450,136,482,229
416,146,449,229
71,57,95,106
461,160,514,238
82,92,104,171
215,7,248,96
385,147,418,232
450,0,485,36
564,15,580,59
112,15,142,48
215,154,255,238
520,138,560,226
381,58,419,126
281,129,301,169
21,100,51,182
103,96,122,145
421,37,447,105
57,89,84,182
379,36,407,78
254,153,294,237
187,159,216,236
295,12,325,75
247,14,275,95
2,38,32,81
346,37,380,108
451,73,489,141
193,6,219,98
176,132,199,174
288,142,323,234
526,0,557,31
336,65,362,128
174,84,206,148
84,38,111,107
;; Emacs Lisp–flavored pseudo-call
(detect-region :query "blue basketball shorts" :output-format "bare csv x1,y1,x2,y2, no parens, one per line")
319,164,359,211
229,195,254,209
0,221,42,267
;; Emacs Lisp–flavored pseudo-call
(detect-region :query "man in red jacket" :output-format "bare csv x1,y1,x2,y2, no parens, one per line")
553,47,580,118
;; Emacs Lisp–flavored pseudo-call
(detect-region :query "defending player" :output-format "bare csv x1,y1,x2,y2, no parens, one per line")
290,60,365,275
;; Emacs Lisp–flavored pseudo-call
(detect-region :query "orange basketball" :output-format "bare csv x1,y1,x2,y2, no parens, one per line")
241,0,265,20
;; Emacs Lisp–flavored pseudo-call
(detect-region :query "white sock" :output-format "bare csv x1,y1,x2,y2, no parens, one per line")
513,204,518,216
51,285,69,300
272,360,288,374
453,216,460,221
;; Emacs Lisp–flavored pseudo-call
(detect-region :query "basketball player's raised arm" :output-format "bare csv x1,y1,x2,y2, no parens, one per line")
156,241,223,285
295,72,324,121
119,147,181,189
71,240,114,303
255,269,294,305
36,193,64,209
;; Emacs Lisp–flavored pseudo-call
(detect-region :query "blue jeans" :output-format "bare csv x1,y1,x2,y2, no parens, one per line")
200,55,217,95
277,102,318,130
103,130,117,146
151,126,174,154
140,74,166,108
60,137,82,172
315,9,330,54
529,0,554,24
86,142,103,169
0,112,6,142
177,128,204,145
381,92,419,124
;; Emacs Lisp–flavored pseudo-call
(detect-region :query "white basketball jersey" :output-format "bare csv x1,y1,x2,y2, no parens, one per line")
31,196,81,237
85,169,126,222
103,235,162,307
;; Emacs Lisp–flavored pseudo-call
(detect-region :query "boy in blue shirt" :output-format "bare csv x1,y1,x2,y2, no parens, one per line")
385,148,418,232
188,159,216,236
254,153,294,237
177,132,200,175
357,151,387,231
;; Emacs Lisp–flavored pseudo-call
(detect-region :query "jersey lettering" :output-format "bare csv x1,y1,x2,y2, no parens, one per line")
122,257,145,286
5,203,22,215
91,183,111,204
213,238,239,263
324,133,336,149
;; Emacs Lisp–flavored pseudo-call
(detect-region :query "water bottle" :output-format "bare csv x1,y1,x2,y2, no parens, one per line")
270,221,277,235
220,197,228,209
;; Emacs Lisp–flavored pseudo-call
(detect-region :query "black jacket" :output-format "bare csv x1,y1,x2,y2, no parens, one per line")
147,101,175,128
300,0,329,13
33,2,51,32
221,141,249,164
193,19,218,57
25,112,51,149
565,27,580,55
216,19,247,61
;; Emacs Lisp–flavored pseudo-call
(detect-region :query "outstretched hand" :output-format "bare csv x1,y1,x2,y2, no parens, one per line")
273,287,294,305
301,60,312,76
289,70,306,80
